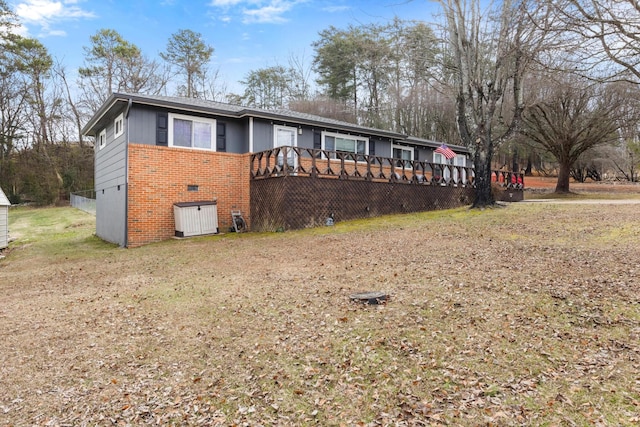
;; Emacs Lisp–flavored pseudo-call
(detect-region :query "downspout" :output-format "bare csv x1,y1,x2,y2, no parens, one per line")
124,98,132,247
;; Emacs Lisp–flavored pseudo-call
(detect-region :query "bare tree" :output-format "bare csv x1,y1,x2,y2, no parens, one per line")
203,67,229,102
612,140,640,182
521,78,622,192
287,51,314,102
54,60,85,146
552,0,640,81
438,0,551,206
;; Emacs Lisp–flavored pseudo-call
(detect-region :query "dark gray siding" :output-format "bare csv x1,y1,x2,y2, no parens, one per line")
223,118,247,153
372,137,392,157
253,119,273,152
96,185,126,246
94,108,128,246
128,105,249,153
420,147,435,162
297,129,314,149
128,107,156,145
95,121,127,190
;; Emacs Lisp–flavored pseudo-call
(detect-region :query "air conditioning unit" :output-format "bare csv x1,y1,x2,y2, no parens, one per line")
173,200,218,237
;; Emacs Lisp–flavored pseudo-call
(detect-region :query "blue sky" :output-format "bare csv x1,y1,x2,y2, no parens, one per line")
11,0,439,94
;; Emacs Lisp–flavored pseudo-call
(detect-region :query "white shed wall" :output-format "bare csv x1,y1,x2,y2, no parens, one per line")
0,187,9,249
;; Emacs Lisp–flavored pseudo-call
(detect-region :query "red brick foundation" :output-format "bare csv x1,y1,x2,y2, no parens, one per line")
127,144,250,247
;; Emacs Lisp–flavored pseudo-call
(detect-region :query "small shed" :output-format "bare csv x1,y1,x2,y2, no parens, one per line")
0,186,10,250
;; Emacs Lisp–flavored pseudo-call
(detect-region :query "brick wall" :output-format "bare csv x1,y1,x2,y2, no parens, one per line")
127,144,250,247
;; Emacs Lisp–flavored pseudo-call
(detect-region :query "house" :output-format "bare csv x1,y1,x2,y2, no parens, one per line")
82,93,520,247
0,186,10,250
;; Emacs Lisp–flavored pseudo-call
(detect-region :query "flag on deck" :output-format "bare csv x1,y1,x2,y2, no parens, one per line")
435,144,456,160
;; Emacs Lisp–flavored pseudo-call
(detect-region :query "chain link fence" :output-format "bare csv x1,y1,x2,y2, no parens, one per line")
70,190,96,215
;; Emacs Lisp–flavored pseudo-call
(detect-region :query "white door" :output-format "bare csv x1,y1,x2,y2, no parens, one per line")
274,125,297,168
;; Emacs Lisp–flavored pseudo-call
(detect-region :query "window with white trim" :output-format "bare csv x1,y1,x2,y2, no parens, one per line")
433,152,447,182
433,153,466,182
114,113,124,139
168,113,216,150
453,154,467,184
322,131,368,160
392,144,414,167
433,152,448,164
98,129,106,150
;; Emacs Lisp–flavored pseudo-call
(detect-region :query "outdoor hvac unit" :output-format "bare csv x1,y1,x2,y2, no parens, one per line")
173,201,219,237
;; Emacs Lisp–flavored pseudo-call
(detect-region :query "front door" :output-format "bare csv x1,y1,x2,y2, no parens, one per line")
274,125,297,168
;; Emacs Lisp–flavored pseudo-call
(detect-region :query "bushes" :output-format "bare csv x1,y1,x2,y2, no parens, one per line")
0,143,94,206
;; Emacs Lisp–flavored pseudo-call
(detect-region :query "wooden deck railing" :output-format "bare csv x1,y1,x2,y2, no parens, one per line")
250,146,524,189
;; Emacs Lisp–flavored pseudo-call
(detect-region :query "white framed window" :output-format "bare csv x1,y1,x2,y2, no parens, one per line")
322,131,368,160
433,152,448,164
168,113,216,150
433,152,448,182
392,144,414,166
434,153,467,183
98,129,106,150
453,154,467,184
114,113,124,139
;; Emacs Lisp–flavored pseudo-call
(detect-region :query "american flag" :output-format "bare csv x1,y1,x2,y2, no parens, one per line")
435,144,456,160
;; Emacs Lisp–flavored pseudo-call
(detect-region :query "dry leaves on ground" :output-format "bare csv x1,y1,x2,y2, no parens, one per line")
1,202,639,426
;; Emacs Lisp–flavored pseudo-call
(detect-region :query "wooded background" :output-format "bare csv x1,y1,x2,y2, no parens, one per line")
1,0,639,205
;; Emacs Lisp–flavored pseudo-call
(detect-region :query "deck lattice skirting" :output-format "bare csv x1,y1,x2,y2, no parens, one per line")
249,147,524,231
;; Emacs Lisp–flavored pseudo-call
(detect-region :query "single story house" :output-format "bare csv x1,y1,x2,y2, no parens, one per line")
82,93,520,247
0,186,10,250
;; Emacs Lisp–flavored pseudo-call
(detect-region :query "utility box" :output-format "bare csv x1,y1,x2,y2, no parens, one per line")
173,201,218,237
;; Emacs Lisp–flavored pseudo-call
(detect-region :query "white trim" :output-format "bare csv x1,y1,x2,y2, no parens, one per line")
168,112,217,151
114,113,124,139
249,117,254,153
433,152,448,164
273,125,298,148
321,131,368,160
453,154,467,184
273,125,298,168
98,129,106,150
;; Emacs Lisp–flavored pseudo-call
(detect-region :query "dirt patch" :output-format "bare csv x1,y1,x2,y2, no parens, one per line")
524,175,640,193
1,205,639,425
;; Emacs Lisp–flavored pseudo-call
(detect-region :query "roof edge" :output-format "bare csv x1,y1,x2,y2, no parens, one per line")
81,93,125,136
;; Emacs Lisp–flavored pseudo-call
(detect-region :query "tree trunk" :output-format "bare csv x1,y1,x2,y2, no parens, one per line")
473,147,495,207
525,155,532,175
555,161,571,193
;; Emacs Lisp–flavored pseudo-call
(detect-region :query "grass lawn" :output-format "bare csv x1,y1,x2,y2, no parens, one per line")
1,203,639,426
